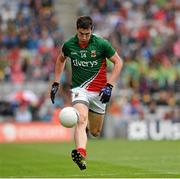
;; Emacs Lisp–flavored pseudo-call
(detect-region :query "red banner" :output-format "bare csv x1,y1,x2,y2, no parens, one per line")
0,122,72,143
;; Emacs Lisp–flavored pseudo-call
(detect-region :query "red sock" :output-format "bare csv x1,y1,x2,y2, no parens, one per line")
77,148,87,157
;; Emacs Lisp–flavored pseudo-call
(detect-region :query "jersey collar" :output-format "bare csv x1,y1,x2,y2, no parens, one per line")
74,34,94,47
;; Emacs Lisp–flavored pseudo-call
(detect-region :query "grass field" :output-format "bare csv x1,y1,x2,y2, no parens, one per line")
0,139,180,178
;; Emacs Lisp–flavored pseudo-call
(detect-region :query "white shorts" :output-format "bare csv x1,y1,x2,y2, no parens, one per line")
71,87,106,114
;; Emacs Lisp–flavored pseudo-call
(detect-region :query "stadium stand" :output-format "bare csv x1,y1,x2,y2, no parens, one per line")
0,0,179,136
77,0,180,137
0,0,66,122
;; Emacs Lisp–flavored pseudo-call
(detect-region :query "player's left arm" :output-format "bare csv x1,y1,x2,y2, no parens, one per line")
107,52,123,86
99,52,123,103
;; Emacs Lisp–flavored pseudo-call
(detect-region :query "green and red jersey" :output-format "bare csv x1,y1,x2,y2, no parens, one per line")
62,34,115,92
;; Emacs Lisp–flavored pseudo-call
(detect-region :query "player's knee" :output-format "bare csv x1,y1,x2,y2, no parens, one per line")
90,129,101,137
78,113,87,126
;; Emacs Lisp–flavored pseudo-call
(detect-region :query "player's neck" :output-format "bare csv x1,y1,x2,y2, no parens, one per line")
78,42,88,49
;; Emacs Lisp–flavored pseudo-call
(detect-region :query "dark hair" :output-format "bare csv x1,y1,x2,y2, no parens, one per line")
76,16,93,30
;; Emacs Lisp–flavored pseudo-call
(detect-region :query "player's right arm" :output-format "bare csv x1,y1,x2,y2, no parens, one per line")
50,48,67,104
54,50,66,83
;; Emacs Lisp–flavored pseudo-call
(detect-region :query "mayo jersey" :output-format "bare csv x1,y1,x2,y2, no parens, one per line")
62,34,115,92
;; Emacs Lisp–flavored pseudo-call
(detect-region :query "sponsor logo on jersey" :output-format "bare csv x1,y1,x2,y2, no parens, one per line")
71,51,78,55
91,50,96,57
72,59,98,67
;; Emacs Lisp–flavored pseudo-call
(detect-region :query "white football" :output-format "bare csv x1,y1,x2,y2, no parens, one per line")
59,107,79,128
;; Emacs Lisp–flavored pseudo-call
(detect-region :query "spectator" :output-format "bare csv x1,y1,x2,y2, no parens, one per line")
15,102,32,122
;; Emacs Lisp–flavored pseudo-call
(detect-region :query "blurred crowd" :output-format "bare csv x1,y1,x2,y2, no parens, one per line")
78,0,180,124
0,0,66,122
0,0,179,125
0,0,63,83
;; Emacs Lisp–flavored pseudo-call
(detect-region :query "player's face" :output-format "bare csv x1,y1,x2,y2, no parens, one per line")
77,28,92,45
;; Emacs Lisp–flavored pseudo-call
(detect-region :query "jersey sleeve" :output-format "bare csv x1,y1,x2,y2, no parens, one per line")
102,39,116,58
62,43,70,57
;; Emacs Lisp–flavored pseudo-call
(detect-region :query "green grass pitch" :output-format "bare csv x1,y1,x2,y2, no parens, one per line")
0,139,180,178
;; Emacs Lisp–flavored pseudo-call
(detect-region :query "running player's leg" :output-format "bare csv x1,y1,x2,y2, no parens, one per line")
88,92,106,137
88,111,104,137
72,103,88,170
74,103,88,149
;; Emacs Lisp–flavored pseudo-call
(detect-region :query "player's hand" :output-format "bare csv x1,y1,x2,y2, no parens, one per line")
99,83,113,103
50,82,59,104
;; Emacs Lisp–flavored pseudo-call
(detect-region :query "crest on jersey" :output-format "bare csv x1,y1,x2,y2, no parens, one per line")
91,50,96,57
